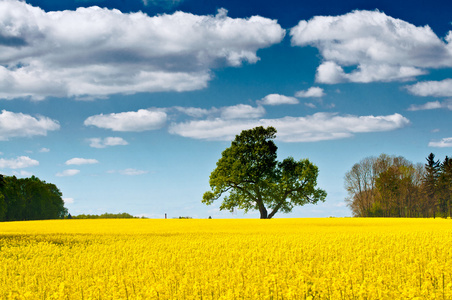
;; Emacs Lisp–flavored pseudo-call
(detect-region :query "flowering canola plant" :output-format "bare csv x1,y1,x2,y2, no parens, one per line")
1,218,452,299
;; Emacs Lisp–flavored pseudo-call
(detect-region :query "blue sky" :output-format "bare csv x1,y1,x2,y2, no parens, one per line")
1,0,452,218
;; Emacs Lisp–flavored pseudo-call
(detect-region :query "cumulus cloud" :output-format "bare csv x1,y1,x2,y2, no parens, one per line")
65,158,99,165
39,147,50,153
295,87,325,98
0,110,60,140
0,156,39,169
169,113,410,142
0,1,285,100
315,62,425,84
220,104,265,119
56,169,80,177
429,137,452,148
258,94,299,105
406,79,452,97
88,137,128,148
290,10,451,83
85,109,167,131
407,100,452,111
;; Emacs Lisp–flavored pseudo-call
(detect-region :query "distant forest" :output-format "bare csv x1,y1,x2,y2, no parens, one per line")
71,213,139,219
0,174,141,222
0,174,67,221
345,153,452,218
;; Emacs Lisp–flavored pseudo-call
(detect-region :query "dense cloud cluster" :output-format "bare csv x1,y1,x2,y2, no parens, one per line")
290,10,452,83
169,112,410,142
0,1,285,99
80,99,409,142
1,2,451,146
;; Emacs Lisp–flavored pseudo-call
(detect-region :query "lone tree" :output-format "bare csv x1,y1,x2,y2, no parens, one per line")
203,126,326,219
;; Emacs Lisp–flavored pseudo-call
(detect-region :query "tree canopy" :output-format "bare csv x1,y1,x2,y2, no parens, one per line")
345,153,452,218
203,126,326,219
0,174,68,221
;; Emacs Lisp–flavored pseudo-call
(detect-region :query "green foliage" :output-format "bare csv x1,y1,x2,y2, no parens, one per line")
72,212,138,219
0,175,67,221
345,153,452,218
203,126,326,219
437,156,452,217
423,153,441,211
0,193,6,221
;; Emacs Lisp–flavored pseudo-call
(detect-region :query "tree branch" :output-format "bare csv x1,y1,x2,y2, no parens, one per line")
268,201,283,219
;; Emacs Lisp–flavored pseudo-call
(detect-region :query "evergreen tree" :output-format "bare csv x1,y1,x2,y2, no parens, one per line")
423,153,441,217
438,156,452,218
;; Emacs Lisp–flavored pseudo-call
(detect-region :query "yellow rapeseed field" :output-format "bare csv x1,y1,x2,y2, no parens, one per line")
1,218,452,299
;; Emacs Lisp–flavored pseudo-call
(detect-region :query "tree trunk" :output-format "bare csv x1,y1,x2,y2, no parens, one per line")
448,199,452,219
258,203,268,219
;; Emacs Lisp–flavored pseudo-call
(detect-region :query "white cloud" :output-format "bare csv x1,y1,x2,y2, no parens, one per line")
429,137,452,148
120,168,148,176
109,168,148,175
173,105,265,120
295,87,325,98
56,169,80,177
0,110,60,140
63,198,75,204
221,104,265,120
258,94,299,105
173,107,214,118
39,147,50,153
88,137,128,148
0,2,285,100
13,170,34,177
407,100,452,111
290,10,451,83
65,158,99,165
314,61,347,84
169,118,255,141
169,113,410,142
316,63,425,84
0,156,39,169
84,109,167,131
406,79,452,97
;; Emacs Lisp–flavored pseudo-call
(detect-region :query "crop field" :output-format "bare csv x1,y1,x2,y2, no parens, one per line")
1,218,452,299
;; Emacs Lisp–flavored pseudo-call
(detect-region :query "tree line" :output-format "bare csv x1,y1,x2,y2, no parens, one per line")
0,174,68,221
345,153,452,218
71,212,139,219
